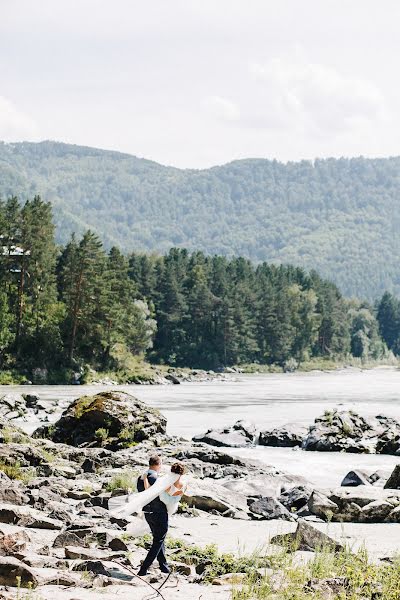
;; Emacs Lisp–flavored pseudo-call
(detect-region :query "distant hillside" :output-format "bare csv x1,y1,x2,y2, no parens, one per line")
0,140,399,299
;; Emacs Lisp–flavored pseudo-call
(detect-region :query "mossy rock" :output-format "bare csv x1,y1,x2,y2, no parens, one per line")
33,391,167,448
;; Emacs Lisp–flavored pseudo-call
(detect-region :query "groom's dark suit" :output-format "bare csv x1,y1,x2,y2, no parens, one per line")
137,469,169,574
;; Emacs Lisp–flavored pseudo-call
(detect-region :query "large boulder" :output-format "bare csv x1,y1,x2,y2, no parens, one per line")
182,478,248,517
192,420,256,448
271,520,343,552
259,423,308,447
303,410,400,454
249,497,295,521
33,391,167,448
0,556,38,587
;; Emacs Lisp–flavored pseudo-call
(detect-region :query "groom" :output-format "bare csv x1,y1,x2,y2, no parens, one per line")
137,454,170,576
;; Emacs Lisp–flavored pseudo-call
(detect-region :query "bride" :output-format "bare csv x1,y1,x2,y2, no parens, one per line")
145,462,186,515
108,462,187,535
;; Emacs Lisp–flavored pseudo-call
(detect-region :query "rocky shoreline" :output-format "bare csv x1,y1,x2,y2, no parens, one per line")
1,390,400,598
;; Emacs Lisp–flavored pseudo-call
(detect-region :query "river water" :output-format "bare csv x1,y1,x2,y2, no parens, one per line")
4,367,400,488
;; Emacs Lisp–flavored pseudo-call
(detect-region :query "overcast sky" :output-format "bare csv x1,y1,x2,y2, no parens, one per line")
1,0,399,168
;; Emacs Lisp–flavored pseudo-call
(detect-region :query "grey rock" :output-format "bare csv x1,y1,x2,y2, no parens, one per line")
308,491,339,520
182,479,248,516
171,561,193,576
370,469,392,486
53,531,87,548
0,530,30,556
327,487,400,522
0,556,38,587
0,484,29,505
108,537,129,552
386,505,400,522
65,546,124,560
303,410,400,455
279,485,312,511
165,374,180,384
361,500,393,522
72,559,110,576
33,391,167,449
271,520,344,552
249,497,295,521
259,423,308,447
341,470,371,487
193,420,256,448
384,464,400,489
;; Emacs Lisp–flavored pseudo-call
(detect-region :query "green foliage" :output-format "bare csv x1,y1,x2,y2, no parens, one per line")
94,428,109,443
106,469,138,492
0,460,34,482
136,535,264,582
233,546,400,600
0,191,398,373
0,370,27,384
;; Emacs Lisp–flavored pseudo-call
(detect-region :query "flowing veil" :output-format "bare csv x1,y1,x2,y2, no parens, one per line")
108,472,179,518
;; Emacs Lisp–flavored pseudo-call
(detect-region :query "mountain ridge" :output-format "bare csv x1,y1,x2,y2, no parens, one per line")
0,139,399,299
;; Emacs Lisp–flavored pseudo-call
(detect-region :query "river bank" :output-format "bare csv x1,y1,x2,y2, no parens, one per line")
3,368,400,488
1,385,400,599
1,355,399,386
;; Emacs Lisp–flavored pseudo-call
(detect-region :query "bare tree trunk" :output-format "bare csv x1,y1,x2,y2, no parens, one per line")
69,271,83,363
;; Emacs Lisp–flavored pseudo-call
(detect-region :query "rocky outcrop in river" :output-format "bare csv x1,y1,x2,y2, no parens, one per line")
259,410,400,454
192,420,256,447
33,391,167,449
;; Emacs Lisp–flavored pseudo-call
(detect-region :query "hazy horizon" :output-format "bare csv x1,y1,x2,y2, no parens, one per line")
3,138,400,171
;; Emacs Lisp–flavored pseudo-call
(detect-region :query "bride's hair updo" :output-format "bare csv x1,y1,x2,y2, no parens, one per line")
171,462,185,475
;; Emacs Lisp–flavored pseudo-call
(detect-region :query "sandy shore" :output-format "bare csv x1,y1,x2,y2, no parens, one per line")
170,514,400,559
10,582,231,600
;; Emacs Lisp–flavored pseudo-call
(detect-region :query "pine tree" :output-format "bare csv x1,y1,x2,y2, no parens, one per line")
17,196,59,362
377,292,400,352
59,231,106,364
152,255,188,365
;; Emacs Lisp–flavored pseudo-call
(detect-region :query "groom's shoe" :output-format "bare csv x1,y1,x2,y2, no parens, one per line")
137,569,148,576
160,565,170,574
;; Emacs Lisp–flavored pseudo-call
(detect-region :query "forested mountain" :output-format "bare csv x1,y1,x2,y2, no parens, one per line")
1,141,399,299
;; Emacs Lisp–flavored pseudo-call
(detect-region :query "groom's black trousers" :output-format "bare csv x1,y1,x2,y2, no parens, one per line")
141,511,169,571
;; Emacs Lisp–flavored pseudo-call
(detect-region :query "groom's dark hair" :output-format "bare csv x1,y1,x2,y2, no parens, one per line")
149,454,161,467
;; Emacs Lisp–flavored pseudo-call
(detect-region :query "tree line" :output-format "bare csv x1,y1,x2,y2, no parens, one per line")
0,196,394,382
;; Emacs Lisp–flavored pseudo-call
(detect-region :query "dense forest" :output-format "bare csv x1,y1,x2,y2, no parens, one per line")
0,195,395,383
1,141,400,299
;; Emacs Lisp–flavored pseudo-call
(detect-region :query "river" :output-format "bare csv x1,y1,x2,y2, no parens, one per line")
4,367,400,488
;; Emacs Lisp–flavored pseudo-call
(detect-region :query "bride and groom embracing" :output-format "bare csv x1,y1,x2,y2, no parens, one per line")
109,454,187,576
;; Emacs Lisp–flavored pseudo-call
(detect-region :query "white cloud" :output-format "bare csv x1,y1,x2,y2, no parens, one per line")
206,56,386,141
250,57,386,135
204,96,241,122
0,96,39,140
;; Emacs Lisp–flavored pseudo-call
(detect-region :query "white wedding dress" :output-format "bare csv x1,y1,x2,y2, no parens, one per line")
108,472,180,536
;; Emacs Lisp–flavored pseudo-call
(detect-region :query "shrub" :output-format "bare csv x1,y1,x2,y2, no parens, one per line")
106,470,138,492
